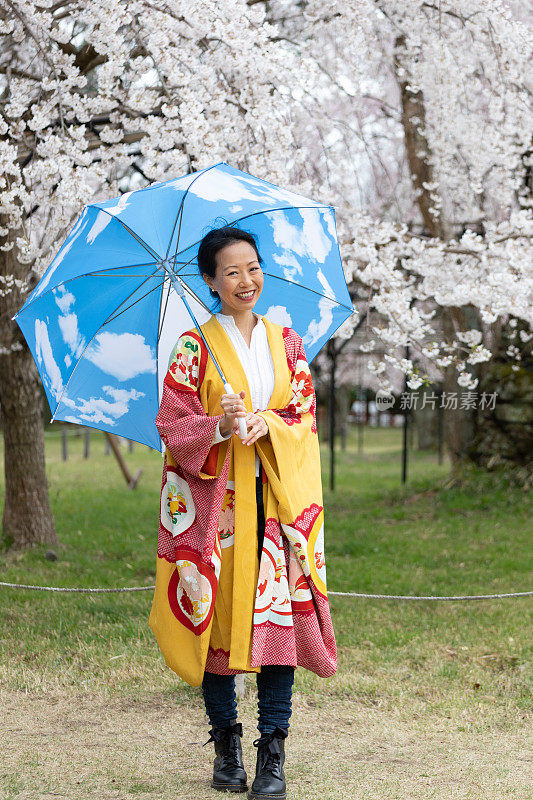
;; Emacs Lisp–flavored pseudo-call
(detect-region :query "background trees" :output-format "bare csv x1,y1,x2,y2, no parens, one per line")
0,0,310,548
1,0,531,549
268,0,532,467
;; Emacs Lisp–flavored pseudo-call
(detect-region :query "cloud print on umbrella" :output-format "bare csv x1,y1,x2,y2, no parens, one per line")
303,268,337,347
264,305,293,327
61,385,146,426
86,197,133,245
30,208,90,302
270,208,333,265
54,285,87,368
35,318,64,403
85,332,157,380
272,251,303,282
183,167,322,209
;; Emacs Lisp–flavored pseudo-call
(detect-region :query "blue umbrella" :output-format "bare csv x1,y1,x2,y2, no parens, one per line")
12,162,354,451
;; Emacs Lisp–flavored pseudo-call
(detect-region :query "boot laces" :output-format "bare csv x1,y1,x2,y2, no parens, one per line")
203,722,243,768
253,730,285,773
225,732,242,768
262,748,280,773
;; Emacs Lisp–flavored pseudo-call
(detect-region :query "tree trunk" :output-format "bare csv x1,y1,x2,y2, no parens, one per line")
467,320,533,469
337,384,350,449
413,393,439,450
395,36,480,470
0,225,59,550
439,306,477,469
396,34,451,241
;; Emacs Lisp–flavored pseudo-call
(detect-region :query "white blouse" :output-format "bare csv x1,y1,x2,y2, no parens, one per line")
211,311,275,476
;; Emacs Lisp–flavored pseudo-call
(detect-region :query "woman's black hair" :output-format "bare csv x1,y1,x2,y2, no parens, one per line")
197,224,263,305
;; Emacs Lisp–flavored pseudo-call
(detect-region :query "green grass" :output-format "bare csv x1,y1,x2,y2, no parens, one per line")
0,425,531,724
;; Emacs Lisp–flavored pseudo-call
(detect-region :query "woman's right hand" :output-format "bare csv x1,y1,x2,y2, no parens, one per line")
219,390,247,437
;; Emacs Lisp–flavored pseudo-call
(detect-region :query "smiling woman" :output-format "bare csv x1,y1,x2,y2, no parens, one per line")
149,224,336,800
198,226,265,332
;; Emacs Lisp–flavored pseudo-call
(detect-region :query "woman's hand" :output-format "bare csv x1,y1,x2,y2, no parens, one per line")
219,389,247,437
242,411,269,446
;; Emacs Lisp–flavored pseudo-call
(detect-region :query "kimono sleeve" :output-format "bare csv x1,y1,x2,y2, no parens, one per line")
256,332,317,437
155,332,230,479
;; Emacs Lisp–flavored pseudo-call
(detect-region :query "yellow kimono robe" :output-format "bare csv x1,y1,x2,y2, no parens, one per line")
149,314,337,687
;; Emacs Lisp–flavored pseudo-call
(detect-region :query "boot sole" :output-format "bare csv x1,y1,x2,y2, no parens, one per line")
211,780,248,793
247,792,286,800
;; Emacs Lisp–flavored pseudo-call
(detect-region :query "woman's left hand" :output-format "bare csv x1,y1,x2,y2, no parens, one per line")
242,412,269,446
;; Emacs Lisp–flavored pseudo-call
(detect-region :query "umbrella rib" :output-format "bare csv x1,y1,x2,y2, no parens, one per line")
157,279,172,346
175,252,200,274
226,204,333,230
14,262,159,317
155,271,162,410
50,266,163,419
260,271,354,312
158,273,213,337
171,203,333,261
171,199,185,261
164,194,186,263
165,161,223,262
86,273,160,277
157,274,213,350
155,276,166,409
105,277,167,326
156,271,214,406
174,278,212,313
85,205,163,262
173,270,353,311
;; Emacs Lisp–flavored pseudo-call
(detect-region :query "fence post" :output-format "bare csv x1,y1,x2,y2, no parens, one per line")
437,387,444,465
61,425,68,461
235,674,246,699
328,340,337,491
402,346,410,484
84,428,90,459
357,387,365,454
104,432,143,489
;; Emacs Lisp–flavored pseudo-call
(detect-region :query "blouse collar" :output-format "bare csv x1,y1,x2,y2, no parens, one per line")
215,311,263,329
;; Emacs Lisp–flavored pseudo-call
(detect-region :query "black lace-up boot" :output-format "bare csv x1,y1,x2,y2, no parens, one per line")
248,726,288,800
203,720,248,793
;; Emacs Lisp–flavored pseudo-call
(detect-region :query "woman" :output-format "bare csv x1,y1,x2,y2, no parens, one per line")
149,226,337,799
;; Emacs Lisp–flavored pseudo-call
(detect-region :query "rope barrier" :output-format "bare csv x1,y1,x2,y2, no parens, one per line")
328,589,533,600
0,581,531,600
0,582,152,593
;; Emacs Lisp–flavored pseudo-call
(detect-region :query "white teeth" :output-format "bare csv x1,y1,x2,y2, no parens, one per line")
236,291,254,298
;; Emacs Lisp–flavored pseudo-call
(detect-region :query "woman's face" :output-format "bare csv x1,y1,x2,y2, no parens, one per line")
203,240,264,315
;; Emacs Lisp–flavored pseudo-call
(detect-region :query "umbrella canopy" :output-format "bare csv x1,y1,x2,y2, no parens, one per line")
12,162,354,451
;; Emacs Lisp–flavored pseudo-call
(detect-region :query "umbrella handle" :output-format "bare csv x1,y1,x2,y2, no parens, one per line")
224,382,248,440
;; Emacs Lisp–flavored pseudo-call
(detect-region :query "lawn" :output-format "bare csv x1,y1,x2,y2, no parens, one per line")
0,425,531,799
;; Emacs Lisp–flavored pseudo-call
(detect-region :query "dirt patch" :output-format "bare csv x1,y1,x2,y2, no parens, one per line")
0,689,530,800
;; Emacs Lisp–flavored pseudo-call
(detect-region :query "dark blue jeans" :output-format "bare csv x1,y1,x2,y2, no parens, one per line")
202,666,295,734
202,474,295,735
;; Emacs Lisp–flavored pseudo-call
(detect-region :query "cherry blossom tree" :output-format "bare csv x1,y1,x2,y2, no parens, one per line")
0,0,310,549
264,0,532,466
